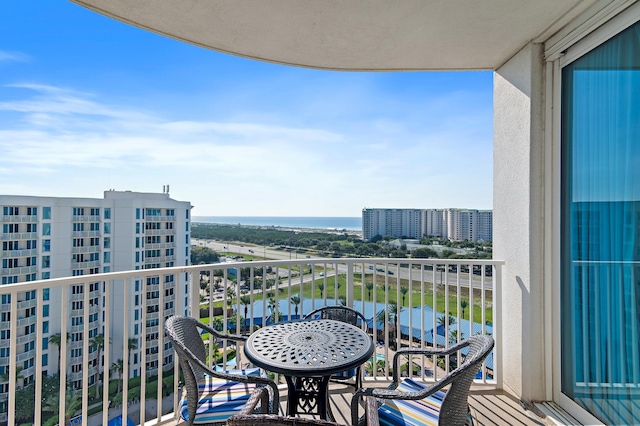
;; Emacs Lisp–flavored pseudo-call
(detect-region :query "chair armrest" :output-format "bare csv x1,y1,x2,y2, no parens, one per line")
198,321,248,343
177,342,280,410
391,339,471,383
236,387,270,416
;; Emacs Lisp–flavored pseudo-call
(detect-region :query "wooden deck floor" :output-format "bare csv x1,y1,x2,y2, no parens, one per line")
275,382,548,426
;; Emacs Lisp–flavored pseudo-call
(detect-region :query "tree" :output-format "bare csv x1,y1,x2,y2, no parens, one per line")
400,286,409,305
460,299,469,319
211,316,224,332
49,333,70,376
226,287,236,306
89,333,111,398
317,283,324,298
1,366,24,394
127,338,138,376
437,314,457,326
43,388,82,426
111,359,124,397
290,295,300,318
413,247,438,258
240,295,251,332
190,246,219,265
365,282,374,301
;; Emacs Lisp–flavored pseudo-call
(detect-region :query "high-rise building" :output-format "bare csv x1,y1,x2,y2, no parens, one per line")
0,190,191,391
362,207,492,242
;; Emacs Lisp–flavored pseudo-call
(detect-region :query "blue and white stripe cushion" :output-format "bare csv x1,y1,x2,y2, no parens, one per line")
377,378,472,426
179,367,261,424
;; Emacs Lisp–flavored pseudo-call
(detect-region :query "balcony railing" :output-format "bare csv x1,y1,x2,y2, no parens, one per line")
0,257,503,425
1,215,38,223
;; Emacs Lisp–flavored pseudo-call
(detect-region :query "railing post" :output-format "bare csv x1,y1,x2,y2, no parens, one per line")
346,262,354,308
493,262,503,389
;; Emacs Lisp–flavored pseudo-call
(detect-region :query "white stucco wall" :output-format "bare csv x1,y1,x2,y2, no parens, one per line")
493,42,546,403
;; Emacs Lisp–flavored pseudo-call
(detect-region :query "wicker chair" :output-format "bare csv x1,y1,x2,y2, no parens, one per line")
303,306,369,389
351,334,494,426
227,387,380,426
164,315,279,426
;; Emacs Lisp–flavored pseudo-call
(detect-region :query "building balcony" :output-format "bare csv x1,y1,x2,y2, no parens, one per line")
71,215,101,222
0,257,550,426
71,260,101,269
71,245,101,254
0,265,37,276
145,228,176,236
1,215,37,223
145,242,175,250
1,248,38,257
0,232,37,240
71,230,101,238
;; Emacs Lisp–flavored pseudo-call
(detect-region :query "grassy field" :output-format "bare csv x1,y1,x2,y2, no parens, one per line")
204,272,492,324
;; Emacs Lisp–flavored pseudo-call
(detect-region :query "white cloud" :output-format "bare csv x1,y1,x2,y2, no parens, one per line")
0,82,493,215
0,50,30,63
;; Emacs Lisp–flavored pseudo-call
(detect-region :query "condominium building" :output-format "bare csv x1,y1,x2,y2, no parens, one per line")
0,190,191,393
362,207,492,242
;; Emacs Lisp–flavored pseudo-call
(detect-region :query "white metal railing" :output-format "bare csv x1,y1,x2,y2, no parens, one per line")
0,257,502,425
1,215,38,223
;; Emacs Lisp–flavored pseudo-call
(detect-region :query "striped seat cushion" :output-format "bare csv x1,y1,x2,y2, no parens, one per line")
179,368,261,424
377,378,472,426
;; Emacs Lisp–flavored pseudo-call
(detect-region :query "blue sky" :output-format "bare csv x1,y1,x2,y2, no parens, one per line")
0,1,493,217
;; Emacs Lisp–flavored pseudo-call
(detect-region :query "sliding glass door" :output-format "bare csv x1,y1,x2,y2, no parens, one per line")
561,21,640,425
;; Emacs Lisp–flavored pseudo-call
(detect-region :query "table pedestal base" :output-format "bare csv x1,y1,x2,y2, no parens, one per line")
284,375,333,421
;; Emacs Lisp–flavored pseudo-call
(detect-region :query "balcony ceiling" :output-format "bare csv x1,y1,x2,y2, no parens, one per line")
71,0,595,71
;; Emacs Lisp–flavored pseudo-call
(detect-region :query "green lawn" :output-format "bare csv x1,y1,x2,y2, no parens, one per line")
205,272,491,325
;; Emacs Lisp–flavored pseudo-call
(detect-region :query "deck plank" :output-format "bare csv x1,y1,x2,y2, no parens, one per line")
274,382,547,425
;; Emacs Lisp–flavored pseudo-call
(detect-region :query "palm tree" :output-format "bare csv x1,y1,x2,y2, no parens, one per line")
49,332,70,376
460,299,469,319
290,295,300,319
127,337,138,375
89,333,111,398
317,283,324,298
400,286,409,305
389,302,402,348
240,295,251,332
365,282,374,301
1,366,24,389
111,359,124,397
43,388,82,425
211,316,224,331
226,287,236,306
437,314,457,326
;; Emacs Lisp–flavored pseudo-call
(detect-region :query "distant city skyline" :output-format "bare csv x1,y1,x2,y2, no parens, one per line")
0,1,493,217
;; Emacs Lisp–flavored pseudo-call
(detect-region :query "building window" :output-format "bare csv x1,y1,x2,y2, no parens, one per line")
104,223,111,234
561,21,640,425
42,256,50,268
104,208,111,219
103,252,110,263
136,208,140,220
43,207,51,219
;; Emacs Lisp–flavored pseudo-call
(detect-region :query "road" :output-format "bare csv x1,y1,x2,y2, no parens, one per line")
193,239,494,290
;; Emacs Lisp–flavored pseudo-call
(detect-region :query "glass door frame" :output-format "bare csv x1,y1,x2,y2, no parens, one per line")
548,4,640,424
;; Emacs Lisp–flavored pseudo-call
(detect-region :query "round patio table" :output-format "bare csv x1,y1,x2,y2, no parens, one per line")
244,318,374,420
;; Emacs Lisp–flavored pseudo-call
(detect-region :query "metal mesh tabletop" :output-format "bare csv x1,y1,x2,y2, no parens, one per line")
245,319,374,376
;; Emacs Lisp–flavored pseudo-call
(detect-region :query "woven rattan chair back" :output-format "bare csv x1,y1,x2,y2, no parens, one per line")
438,334,494,425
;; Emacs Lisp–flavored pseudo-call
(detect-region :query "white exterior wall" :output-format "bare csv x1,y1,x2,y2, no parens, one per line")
494,42,546,402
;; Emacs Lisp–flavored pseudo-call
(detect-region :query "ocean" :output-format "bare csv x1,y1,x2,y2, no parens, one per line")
193,216,362,231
